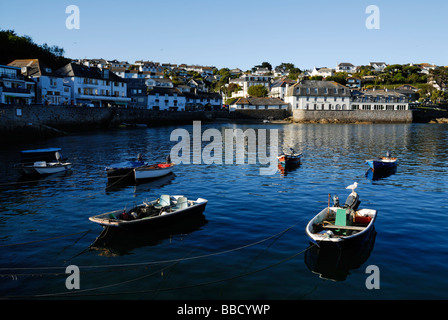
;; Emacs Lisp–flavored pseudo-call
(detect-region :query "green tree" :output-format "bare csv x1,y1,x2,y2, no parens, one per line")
248,85,268,97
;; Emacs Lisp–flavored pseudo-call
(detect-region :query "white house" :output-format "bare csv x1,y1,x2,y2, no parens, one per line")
55,63,131,107
184,91,222,111
229,74,272,98
336,62,357,73
145,78,174,88
369,62,387,72
311,67,334,78
269,78,295,100
8,59,71,105
285,80,351,110
0,64,35,105
147,87,186,111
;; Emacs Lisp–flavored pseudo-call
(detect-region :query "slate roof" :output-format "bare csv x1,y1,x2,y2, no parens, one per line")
55,63,125,82
147,87,184,96
7,59,58,77
290,80,351,97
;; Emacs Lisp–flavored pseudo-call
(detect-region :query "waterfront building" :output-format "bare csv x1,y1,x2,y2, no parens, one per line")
8,59,71,105
286,80,409,111
229,97,289,111
351,89,409,110
146,87,186,111
285,80,351,110
126,78,148,109
0,64,35,105
55,63,131,107
229,74,272,98
184,91,222,111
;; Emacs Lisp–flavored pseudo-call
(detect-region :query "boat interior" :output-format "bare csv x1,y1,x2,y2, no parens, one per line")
106,195,193,221
311,193,374,238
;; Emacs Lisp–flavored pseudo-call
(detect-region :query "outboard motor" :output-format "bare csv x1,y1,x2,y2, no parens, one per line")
343,192,360,211
333,195,340,207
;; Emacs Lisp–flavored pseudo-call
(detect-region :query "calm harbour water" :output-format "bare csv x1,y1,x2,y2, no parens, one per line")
0,122,447,300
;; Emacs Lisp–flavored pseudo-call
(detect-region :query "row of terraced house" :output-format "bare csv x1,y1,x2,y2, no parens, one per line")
1,58,422,113
0,59,222,111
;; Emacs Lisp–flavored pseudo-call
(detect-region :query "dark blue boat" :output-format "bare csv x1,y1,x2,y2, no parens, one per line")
105,154,147,184
365,152,398,171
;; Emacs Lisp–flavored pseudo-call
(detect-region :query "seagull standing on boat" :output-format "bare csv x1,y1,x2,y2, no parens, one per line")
346,182,358,195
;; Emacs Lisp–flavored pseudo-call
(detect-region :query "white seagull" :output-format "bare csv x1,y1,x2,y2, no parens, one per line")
346,182,358,194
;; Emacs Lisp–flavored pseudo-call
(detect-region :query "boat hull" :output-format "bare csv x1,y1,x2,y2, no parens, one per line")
21,163,72,176
134,164,174,181
278,154,302,166
366,158,397,171
89,198,208,231
306,207,377,245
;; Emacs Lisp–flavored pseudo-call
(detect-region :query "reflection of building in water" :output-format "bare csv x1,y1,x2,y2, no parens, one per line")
279,123,412,158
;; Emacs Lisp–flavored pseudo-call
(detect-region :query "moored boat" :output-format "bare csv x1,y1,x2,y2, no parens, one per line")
17,148,72,176
134,163,174,182
105,154,147,184
305,182,377,245
366,152,397,171
89,195,208,230
278,148,302,166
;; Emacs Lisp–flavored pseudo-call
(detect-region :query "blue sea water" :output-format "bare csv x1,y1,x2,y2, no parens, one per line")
0,122,447,300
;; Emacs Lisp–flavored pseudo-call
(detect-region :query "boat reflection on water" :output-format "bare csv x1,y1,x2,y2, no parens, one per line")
89,212,208,256
365,167,397,181
277,162,300,176
304,227,377,281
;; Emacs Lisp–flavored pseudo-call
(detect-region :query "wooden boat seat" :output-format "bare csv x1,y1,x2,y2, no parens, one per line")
323,225,366,231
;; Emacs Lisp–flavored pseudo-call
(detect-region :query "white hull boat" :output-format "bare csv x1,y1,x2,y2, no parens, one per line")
306,183,377,245
134,163,174,181
89,195,207,230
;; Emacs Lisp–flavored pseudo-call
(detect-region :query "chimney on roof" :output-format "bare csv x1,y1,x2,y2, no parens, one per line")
21,66,30,76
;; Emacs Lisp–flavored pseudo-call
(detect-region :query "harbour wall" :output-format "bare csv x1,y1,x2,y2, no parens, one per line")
292,109,413,123
0,104,289,141
1,104,446,142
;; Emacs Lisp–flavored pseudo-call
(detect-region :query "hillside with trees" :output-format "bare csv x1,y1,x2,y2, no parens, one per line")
0,29,70,69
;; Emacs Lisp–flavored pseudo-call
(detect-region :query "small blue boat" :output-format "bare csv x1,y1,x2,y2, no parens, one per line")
365,152,397,171
105,154,147,184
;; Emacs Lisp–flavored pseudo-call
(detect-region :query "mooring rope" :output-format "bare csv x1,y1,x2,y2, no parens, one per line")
0,217,304,274
3,243,317,299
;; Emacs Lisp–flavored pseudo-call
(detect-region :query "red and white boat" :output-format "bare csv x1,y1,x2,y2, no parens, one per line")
133,163,174,182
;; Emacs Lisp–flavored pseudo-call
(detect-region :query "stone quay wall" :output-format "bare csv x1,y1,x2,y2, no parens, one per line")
292,109,413,123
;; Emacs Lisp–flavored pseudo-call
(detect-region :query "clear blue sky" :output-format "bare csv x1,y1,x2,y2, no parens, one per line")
1,0,447,71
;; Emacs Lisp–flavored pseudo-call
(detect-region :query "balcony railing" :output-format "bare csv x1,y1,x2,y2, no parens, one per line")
1,87,31,94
